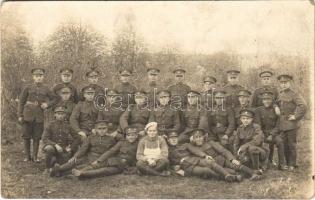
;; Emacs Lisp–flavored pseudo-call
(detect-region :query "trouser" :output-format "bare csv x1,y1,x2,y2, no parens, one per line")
136,158,169,176
247,145,269,170
281,129,298,167
42,145,71,169
21,121,44,160
56,153,99,174
76,167,122,178
215,155,256,177
266,135,286,166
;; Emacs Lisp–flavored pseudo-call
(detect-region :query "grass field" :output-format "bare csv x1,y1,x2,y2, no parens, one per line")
1,120,314,199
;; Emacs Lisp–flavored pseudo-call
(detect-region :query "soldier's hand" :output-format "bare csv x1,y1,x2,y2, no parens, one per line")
205,155,214,161
40,103,48,109
138,130,145,136
173,165,181,171
110,131,118,138
55,144,63,153
274,105,281,116
231,159,241,166
91,160,99,165
288,115,296,121
65,146,71,152
68,157,77,164
18,117,24,123
266,135,273,142
78,131,87,138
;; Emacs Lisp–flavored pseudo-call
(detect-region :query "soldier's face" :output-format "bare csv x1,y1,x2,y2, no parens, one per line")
135,95,147,105
61,74,72,83
32,74,44,83
175,75,184,83
54,112,65,121
84,92,95,101
168,137,178,146
158,96,170,106
279,81,291,90
60,92,71,101
148,74,158,82
120,75,130,83
203,82,215,91
261,77,272,86
239,96,249,105
240,116,253,126
88,76,99,84
96,126,108,136
227,76,239,85
146,126,158,138
262,98,273,107
193,134,205,146
126,133,138,143
106,95,117,104
215,97,224,105
187,95,198,105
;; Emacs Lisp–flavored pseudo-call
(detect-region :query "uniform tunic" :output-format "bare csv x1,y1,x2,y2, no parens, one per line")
142,81,162,108
200,90,215,110
167,83,191,109
251,86,278,108
223,83,245,109
120,104,150,131
97,103,124,133
114,82,138,110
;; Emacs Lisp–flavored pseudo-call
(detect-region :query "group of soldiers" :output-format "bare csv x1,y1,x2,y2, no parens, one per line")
17,65,307,182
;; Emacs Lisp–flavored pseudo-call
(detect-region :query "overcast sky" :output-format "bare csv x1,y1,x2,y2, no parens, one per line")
1,1,314,56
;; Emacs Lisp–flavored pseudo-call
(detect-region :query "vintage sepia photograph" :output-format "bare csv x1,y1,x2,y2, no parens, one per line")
1,1,314,199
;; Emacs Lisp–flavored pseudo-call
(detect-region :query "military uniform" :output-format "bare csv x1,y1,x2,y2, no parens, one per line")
70,86,98,136
52,68,79,103
251,71,278,108
149,90,181,136
234,109,268,170
53,86,76,121
276,74,307,169
142,68,162,109
79,69,105,101
223,69,245,108
42,106,80,170
233,89,253,127
120,94,150,132
254,91,285,169
200,76,217,109
178,90,208,143
114,69,138,110
18,68,57,162
72,127,139,178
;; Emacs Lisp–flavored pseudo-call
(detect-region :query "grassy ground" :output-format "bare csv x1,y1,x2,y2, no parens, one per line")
1,120,314,199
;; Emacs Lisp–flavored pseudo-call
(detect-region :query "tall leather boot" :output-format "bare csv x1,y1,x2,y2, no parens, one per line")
23,139,31,162
250,153,260,170
76,167,122,178
208,161,231,177
137,165,163,176
32,139,40,162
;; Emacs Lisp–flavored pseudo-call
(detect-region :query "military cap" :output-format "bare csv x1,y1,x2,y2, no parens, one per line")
277,74,293,82
214,89,226,98
125,126,138,135
119,69,132,76
259,91,274,99
157,90,171,97
59,68,73,75
203,76,217,83
237,89,252,97
59,86,71,94
173,68,186,77
95,120,108,128
226,69,240,75
82,85,95,93
147,68,160,75
107,89,119,96
86,70,101,77
259,70,273,78
168,131,178,138
192,129,206,136
31,68,45,75
239,109,255,118
135,90,148,96
54,106,67,113
187,90,201,96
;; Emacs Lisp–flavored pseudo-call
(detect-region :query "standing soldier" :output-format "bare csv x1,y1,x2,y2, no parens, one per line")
223,69,245,109
79,69,105,101
168,68,191,110
53,86,76,121
142,67,162,109
97,89,124,139
149,90,181,137
254,91,286,170
120,90,150,136
207,89,235,150
53,68,79,104
234,89,253,127
18,68,57,162
251,70,278,108
200,76,217,110
114,69,138,110
276,74,307,171
178,90,208,143
70,86,98,139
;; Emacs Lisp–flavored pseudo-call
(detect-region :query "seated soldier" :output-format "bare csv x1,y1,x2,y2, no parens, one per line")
234,109,269,172
136,122,170,176
72,126,139,179
42,106,80,175
120,90,150,137
53,86,76,121
168,131,242,182
188,129,263,181
49,120,119,177
234,89,253,127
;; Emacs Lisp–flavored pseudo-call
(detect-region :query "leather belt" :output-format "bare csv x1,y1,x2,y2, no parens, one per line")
26,101,39,106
